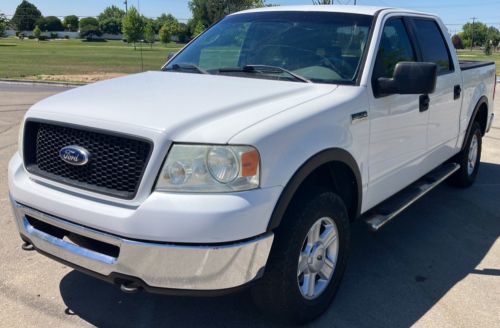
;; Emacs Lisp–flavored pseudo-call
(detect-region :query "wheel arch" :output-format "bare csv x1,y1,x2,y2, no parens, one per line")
267,148,362,231
461,96,488,152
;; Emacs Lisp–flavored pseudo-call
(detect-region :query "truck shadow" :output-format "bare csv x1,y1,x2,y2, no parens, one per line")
59,162,500,328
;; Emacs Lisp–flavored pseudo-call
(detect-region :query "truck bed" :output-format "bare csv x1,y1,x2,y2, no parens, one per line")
459,60,495,71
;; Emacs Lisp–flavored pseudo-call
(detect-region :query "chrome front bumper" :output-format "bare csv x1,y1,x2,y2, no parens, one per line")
10,194,274,291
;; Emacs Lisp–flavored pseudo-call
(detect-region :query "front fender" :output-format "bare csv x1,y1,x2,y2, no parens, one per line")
229,85,370,230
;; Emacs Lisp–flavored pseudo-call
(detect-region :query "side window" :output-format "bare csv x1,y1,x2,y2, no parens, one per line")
412,19,452,73
377,19,415,78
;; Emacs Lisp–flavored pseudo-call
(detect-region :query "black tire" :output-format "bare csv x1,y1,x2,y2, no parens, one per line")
451,121,482,188
251,187,350,325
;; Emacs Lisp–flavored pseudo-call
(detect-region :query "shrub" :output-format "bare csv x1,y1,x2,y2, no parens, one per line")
39,35,47,41
51,32,58,38
18,33,24,38
79,25,102,40
27,34,34,39
484,41,493,56
452,35,464,50
81,38,107,42
64,35,69,39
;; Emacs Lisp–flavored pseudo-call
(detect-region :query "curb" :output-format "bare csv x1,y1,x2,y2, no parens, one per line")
0,79,88,88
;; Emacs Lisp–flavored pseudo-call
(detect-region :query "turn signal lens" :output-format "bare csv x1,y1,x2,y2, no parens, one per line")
241,150,259,177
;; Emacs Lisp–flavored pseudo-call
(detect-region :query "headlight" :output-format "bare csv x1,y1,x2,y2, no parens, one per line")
18,120,24,159
155,144,260,192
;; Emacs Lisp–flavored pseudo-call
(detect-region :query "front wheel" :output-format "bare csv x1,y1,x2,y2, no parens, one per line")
251,187,350,325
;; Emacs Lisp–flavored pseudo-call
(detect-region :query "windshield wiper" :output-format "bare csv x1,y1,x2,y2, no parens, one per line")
163,63,210,75
218,65,311,83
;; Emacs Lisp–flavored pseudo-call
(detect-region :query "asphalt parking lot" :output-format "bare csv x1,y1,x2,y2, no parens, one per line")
0,83,499,328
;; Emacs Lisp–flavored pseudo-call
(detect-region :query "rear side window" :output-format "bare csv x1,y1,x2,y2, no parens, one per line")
412,19,452,73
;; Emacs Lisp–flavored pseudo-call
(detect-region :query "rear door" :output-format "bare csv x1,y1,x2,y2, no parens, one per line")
409,18,462,172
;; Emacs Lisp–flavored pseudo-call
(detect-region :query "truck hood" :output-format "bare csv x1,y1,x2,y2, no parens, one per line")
29,71,337,143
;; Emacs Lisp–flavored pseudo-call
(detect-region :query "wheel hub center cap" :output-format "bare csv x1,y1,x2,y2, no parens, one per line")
309,243,326,273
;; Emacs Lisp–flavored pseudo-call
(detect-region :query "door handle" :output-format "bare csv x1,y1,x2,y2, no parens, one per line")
419,94,430,112
454,85,461,100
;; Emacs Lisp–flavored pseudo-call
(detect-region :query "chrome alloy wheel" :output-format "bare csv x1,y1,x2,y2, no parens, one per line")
468,134,478,175
297,217,339,300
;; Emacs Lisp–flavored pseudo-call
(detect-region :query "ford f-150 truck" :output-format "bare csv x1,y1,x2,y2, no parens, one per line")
8,5,496,324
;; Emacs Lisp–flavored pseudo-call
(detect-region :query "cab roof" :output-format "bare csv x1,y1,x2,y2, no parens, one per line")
233,5,431,17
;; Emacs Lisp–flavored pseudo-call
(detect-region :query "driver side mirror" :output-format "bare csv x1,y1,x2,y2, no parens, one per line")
375,62,438,97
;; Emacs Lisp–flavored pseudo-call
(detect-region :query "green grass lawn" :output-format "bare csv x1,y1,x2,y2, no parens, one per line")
0,37,185,80
456,50,500,75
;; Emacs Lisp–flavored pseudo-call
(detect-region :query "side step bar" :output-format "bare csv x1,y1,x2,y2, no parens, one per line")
364,163,460,232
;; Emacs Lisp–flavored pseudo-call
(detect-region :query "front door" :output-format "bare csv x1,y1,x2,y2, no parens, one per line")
365,17,429,211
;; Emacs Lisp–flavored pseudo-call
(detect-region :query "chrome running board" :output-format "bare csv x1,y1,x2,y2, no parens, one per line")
364,163,460,232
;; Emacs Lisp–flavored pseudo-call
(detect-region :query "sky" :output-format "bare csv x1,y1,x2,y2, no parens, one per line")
3,0,500,32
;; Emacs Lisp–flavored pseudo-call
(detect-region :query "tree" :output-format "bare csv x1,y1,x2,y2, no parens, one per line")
100,18,122,34
488,26,500,36
0,12,9,25
45,16,63,31
122,6,143,50
155,13,178,32
80,17,100,29
159,22,172,47
144,22,155,48
33,25,41,42
98,5,126,21
462,21,488,48
34,17,48,31
490,34,500,52
486,26,500,52
79,25,103,40
62,15,79,31
312,0,332,4
193,21,206,37
0,22,6,38
452,34,463,50
79,17,102,40
188,0,273,33
177,23,189,42
11,0,42,31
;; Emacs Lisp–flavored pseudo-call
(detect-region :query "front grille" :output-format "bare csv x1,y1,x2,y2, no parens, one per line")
24,121,153,199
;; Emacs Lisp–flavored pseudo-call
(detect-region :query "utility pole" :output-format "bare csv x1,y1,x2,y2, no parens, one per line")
124,0,128,14
470,17,477,51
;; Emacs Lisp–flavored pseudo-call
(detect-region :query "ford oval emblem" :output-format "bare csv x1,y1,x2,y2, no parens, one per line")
59,145,90,166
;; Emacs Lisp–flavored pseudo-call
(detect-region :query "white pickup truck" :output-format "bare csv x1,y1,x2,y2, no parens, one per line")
9,5,496,324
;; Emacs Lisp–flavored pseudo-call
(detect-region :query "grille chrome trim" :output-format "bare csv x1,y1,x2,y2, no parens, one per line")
23,119,154,200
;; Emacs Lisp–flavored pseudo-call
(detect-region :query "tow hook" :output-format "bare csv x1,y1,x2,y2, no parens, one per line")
22,242,34,251
120,282,141,294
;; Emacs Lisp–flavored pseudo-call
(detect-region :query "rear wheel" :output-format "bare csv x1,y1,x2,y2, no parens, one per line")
452,122,482,188
251,187,350,325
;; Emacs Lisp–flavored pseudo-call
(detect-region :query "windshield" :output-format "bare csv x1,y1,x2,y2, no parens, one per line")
165,11,373,85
